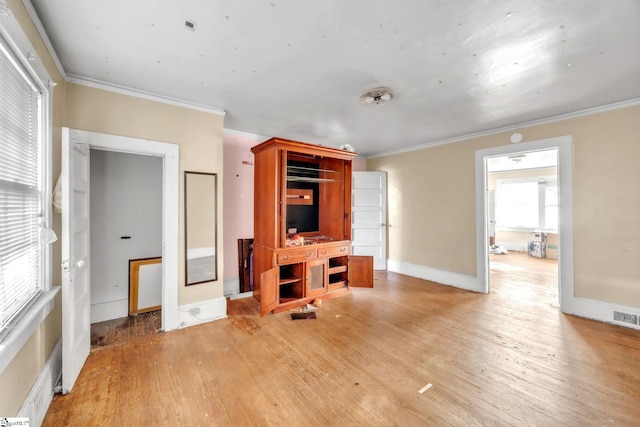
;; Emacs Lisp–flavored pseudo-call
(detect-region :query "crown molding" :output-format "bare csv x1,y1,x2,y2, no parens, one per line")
367,97,640,159
223,128,268,140
22,1,225,116
67,74,226,116
21,0,66,80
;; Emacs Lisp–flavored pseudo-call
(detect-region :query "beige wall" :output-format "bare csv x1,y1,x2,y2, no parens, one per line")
63,83,225,305
1,0,224,415
369,141,478,275
368,105,640,308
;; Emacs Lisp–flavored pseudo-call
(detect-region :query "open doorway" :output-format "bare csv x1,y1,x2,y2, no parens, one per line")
89,149,163,346
474,135,574,316
486,149,559,304
61,128,180,393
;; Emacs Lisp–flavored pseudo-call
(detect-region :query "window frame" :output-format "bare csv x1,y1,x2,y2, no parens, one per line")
0,5,58,374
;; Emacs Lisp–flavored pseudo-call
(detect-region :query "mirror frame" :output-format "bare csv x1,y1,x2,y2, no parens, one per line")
184,171,218,285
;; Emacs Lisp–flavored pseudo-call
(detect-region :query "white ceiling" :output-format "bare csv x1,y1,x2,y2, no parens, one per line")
28,0,640,157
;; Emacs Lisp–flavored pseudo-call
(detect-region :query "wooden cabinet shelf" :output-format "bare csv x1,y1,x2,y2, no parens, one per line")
328,265,348,275
252,137,373,316
279,276,302,285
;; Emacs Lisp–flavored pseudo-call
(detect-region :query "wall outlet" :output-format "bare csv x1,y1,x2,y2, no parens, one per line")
189,307,200,316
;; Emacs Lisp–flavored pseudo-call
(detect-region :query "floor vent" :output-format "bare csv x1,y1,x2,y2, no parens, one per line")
613,310,638,325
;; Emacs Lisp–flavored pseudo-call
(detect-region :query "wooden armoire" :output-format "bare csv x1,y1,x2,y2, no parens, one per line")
251,137,373,316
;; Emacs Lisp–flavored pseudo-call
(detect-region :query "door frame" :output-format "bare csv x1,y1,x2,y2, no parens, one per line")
475,135,574,312
64,128,180,331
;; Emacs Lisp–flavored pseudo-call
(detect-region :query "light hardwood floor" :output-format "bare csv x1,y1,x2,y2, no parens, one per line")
43,252,640,426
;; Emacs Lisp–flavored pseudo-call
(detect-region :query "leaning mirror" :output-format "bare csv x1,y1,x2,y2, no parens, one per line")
185,171,217,285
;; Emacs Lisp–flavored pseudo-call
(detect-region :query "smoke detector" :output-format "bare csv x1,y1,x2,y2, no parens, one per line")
360,87,394,106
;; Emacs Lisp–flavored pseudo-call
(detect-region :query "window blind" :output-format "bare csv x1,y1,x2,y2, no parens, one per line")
0,35,44,333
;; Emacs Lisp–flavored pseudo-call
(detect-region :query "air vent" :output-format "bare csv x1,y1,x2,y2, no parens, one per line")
613,310,638,325
185,20,195,31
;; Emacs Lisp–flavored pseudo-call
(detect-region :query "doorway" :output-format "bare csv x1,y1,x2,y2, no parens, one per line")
61,128,180,393
474,135,575,313
89,149,163,324
486,148,559,302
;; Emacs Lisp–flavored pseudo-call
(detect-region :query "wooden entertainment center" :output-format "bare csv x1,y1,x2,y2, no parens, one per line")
251,137,373,316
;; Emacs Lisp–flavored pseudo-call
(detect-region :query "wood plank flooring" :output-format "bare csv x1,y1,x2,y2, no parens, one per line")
43,252,640,426
90,309,161,347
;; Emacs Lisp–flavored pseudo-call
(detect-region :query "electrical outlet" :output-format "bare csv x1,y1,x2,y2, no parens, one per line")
189,307,200,316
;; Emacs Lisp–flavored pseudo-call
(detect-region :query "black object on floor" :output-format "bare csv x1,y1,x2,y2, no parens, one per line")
291,312,317,320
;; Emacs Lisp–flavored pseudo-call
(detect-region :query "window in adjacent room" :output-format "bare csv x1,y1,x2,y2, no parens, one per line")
495,176,558,232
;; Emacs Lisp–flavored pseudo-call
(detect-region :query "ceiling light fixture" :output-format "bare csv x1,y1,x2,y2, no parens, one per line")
507,153,526,163
360,87,394,106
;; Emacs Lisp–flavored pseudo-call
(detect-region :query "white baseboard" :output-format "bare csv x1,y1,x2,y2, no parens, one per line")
178,297,227,328
90,298,128,323
497,242,528,252
387,259,484,293
18,338,62,427
564,297,640,330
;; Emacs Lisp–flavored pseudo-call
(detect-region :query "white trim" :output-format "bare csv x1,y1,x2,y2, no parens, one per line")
66,128,181,332
367,97,640,159
16,0,226,118
178,297,227,328
0,287,59,374
67,74,226,116
20,0,67,80
387,259,482,292
18,337,62,427
475,135,575,309
0,3,53,86
565,298,640,331
223,128,268,140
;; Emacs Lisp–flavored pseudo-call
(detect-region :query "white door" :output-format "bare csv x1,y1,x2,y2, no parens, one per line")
61,128,91,394
352,171,387,270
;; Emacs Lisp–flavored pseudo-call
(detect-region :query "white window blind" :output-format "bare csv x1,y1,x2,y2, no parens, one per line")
0,35,44,333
